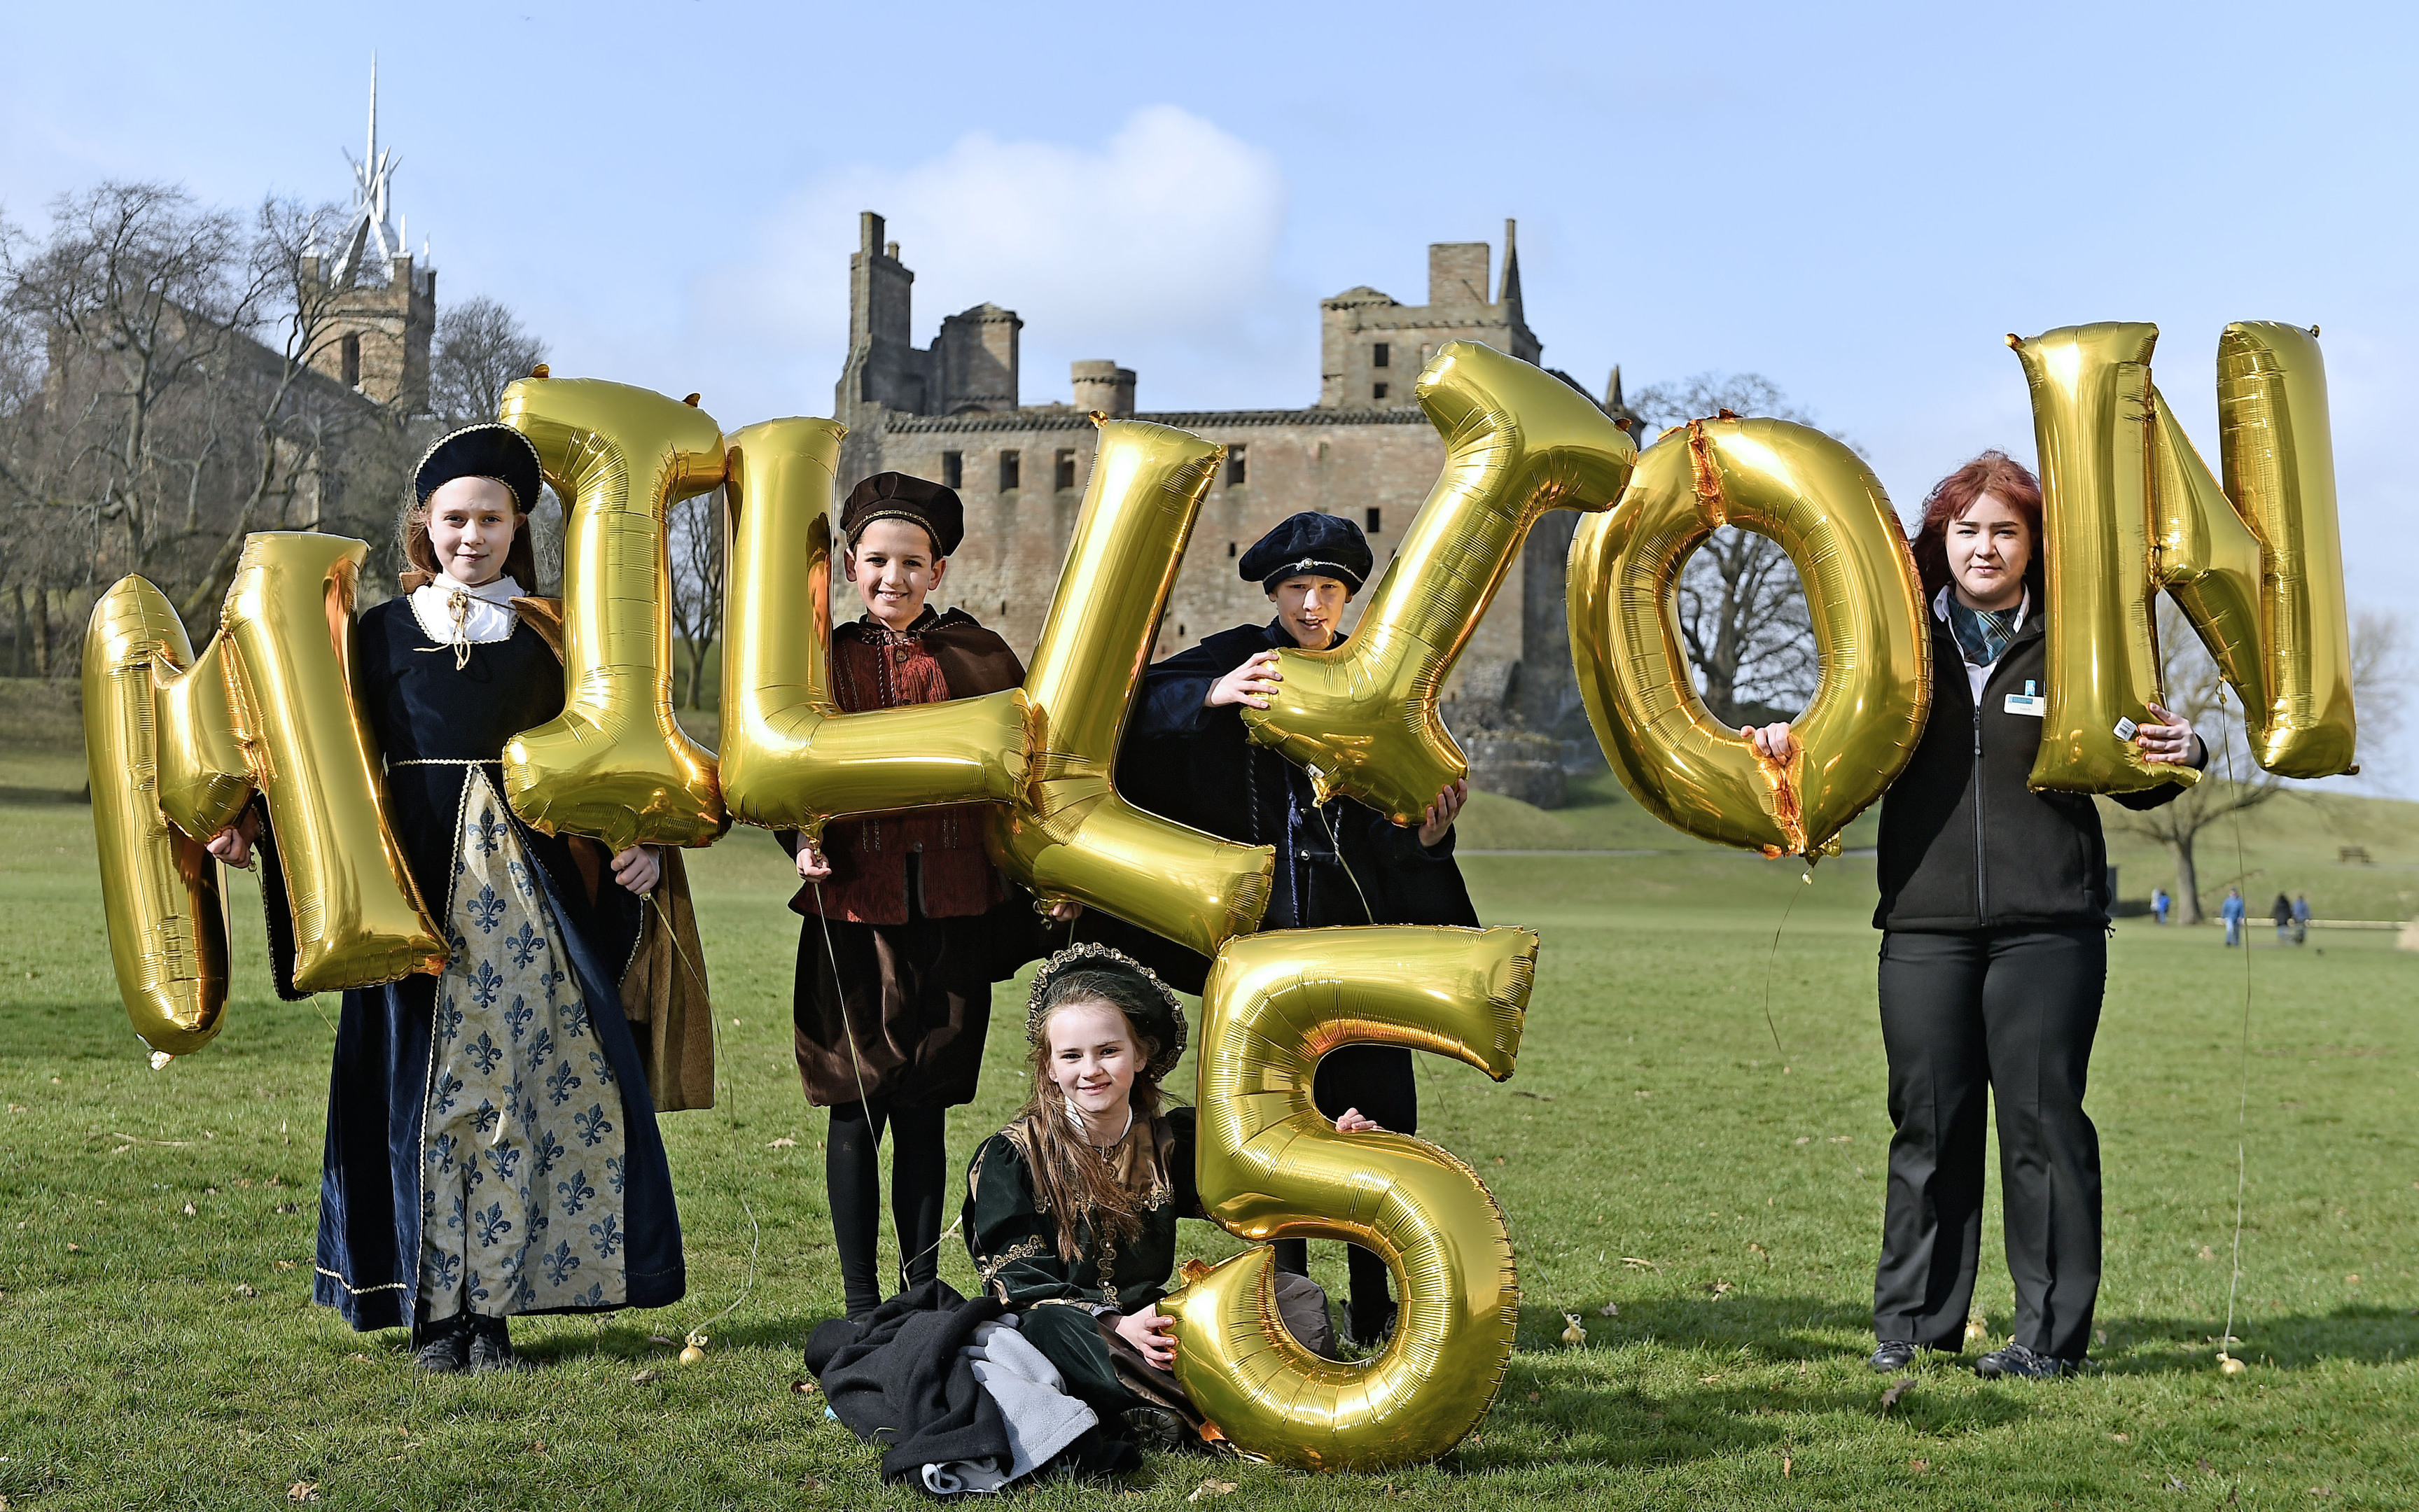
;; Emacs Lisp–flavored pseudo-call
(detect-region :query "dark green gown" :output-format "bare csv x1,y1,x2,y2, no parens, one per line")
963,1106,1199,1416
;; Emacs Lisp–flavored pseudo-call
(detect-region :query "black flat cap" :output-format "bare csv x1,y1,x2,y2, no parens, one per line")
413,423,543,512
1239,511,1372,594
842,472,963,556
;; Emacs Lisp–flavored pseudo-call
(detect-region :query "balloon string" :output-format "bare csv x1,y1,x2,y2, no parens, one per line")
1758,868,1808,1065
646,888,734,1128
2216,690,2255,1364
812,874,928,1292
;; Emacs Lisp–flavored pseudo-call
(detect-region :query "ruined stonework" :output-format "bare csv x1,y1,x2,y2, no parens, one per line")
831,213,1636,805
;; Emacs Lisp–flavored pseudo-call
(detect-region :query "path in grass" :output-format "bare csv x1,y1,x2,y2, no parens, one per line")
3,768,2414,1508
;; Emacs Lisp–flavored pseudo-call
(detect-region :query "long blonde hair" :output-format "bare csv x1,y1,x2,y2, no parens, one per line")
1016,969,1176,1261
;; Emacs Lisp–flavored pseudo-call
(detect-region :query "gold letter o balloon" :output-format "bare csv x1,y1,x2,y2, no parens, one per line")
1164,925,1536,1471
1568,416,1930,858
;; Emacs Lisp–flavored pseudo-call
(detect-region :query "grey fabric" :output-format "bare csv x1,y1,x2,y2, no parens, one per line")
965,1319,1099,1480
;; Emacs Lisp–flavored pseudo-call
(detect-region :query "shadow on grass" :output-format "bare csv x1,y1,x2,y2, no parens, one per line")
2093,1306,2419,1373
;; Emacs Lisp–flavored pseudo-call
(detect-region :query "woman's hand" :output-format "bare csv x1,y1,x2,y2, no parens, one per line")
1741,722,1796,762
1115,1303,1177,1371
612,845,662,895
795,840,832,882
203,808,263,870
1205,650,1283,710
1044,899,1083,923
1334,1107,1383,1134
1416,779,1468,850
2135,701,2201,765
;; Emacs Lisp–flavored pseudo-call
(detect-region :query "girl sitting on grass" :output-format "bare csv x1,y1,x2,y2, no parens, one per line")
963,944,1356,1450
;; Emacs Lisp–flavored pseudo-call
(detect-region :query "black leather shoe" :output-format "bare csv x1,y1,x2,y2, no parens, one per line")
412,1315,470,1374
467,1314,533,1373
1974,1342,2075,1380
1867,1340,1920,1373
1121,1406,1186,1455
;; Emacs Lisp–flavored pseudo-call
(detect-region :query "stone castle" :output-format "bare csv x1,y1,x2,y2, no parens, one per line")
832,211,1636,803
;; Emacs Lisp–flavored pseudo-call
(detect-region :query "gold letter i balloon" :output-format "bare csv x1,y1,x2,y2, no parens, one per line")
499,376,730,850
1164,925,1537,1471
1569,416,1930,856
2010,322,2355,790
1241,340,1637,824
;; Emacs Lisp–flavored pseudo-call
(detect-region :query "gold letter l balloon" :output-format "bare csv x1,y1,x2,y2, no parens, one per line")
1241,340,1638,824
1569,417,1930,856
1164,925,1536,1470
500,376,729,850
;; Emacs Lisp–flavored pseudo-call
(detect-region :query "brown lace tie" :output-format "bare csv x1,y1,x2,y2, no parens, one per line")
447,589,473,671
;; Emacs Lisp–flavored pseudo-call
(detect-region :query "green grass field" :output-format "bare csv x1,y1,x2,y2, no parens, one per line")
2,678,2415,1509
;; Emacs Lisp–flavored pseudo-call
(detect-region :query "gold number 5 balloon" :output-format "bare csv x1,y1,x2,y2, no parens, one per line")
1568,416,1930,857
1164,925,1538,1471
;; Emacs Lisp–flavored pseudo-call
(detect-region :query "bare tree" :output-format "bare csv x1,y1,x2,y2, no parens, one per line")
667,487,723,710
2102,602,2411,924
1627,372,1849,724
430,295,543,426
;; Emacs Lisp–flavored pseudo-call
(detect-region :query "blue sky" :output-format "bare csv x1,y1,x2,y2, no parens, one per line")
7,1,2413,783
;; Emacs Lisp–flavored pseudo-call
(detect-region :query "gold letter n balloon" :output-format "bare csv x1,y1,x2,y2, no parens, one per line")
1569,416,1930,856
83,534,445,1055
1164,925,1537,1471
2009,321,2356,790
499,376,729,850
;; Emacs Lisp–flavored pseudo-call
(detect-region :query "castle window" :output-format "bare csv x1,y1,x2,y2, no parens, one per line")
999,449,1021,491
1226,541,1236,557
1226,447,1247,487
1372,382,1389,401
1373,342,1390,368
1055,449,1077,490
340,333,361,388
1365,507,1382,533
942,451,963,489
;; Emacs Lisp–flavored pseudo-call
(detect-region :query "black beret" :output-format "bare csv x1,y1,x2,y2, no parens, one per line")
1238,511,1372,594
412,423,543,512
841,471,964,556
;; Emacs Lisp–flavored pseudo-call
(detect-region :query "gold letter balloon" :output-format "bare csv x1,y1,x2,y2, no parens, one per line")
716,416,1029,837
1241,340,1637,824
83,534,445,1053
1569,416,1930,856
499,376,729,850
1164,925,1537,1471
2011,321,2356,790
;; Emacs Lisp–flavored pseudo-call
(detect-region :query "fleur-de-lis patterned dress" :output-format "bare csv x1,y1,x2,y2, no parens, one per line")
279,578,685,1331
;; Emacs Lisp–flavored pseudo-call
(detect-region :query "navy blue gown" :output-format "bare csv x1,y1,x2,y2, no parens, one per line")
291,596,685,1331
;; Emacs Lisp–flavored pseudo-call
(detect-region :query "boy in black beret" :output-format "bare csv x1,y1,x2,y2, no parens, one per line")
781,471,1076,1320
1104,510,1475,1348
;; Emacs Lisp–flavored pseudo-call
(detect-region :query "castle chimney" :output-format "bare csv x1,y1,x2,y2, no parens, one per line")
1428,241,1491,307
1071,360,1136,418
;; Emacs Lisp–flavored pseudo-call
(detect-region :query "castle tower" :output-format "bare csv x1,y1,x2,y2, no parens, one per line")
1318,219,1541,407
300,59,435,411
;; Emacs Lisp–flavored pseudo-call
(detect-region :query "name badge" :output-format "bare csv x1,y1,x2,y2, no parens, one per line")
2005,679,2046,718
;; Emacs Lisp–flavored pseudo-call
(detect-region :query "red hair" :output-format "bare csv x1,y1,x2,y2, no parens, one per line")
1909,450,2042,599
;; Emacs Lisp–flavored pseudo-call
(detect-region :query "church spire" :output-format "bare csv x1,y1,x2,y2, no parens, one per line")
1498,217,1523,315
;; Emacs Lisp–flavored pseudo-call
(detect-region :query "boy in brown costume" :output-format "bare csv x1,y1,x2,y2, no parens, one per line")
786,472,1073,1319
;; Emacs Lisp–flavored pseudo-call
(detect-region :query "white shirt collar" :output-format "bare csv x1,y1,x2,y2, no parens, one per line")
410,573,525,647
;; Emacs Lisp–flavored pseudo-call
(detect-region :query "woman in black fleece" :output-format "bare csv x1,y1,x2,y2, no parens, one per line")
1748,451,2205,1380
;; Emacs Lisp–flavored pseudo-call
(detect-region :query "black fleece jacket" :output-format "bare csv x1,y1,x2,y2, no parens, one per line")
1875,608,2201,932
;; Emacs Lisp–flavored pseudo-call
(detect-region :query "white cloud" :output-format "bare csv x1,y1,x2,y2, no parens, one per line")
688,106,1296,419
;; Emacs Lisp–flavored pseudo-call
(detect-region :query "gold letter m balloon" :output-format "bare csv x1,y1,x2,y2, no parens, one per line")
1164,925,1536,1470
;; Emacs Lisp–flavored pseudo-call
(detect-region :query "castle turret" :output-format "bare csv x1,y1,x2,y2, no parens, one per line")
1071,360,1135,417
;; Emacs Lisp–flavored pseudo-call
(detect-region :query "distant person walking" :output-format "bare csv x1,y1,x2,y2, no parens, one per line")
1746,452,2203,1382
2271,892,2295,946
2292,892,2312,944
2152,888,2170,926
2222,887,2247,946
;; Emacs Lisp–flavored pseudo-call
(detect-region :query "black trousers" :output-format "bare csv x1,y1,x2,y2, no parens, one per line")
1271,1044,1418,1343
1874,927,2105,1362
